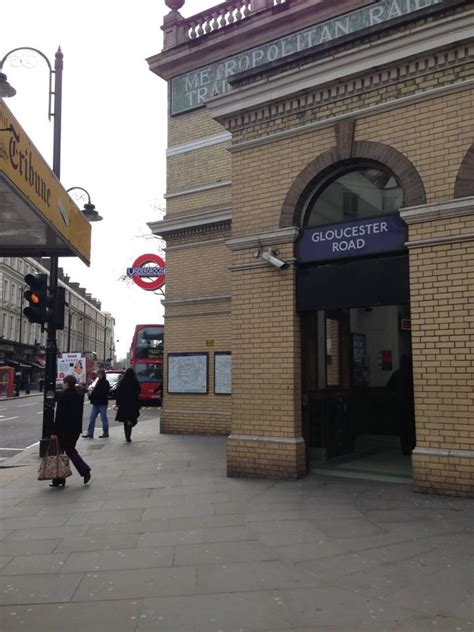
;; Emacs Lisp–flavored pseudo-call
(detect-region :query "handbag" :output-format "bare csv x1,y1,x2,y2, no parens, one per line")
37,437,72,481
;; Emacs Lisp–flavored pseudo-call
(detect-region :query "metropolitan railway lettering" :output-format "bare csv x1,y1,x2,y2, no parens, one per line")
172,0,445,114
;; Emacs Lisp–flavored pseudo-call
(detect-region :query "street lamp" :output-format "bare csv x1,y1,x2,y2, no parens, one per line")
66,187,103,222
0,46,63,457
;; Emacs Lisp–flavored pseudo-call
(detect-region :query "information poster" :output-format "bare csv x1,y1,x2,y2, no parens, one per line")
57,353,86,384
214,352,231,395
168,353,208,394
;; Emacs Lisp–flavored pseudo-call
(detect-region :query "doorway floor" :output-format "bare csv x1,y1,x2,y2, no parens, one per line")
311,434,412,484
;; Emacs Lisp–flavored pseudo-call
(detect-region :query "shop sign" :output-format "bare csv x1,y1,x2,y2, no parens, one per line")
0,102,91,264
298,215,407,263
171,0,445,114
127,253,166,291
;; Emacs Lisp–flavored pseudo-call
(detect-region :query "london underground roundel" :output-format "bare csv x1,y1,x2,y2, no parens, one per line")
127,254,166,291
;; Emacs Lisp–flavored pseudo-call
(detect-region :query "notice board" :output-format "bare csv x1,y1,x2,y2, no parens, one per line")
167,353,208,394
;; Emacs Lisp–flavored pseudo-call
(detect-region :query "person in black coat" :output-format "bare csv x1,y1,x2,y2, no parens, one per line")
114,368,141,443
82,370,110,438
387,355,416,455
51,374,91,487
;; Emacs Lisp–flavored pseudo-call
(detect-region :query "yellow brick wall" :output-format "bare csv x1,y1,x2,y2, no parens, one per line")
165,238,230,300
166,187,232,216
409,233,474,448
168,108,225,147
355,90,474,204
167,143,231,196
162,309,232,435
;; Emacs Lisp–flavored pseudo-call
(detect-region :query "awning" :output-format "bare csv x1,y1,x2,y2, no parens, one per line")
0,101,91,265
5,360,32,369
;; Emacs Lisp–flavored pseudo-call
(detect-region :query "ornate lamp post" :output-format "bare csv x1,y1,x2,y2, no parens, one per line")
0,47,64,456
66,187,103,222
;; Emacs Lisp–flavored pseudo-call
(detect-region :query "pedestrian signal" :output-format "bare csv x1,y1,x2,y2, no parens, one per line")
23,274,48,324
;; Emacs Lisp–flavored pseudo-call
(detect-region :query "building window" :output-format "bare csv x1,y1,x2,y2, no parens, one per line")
304,165,404,228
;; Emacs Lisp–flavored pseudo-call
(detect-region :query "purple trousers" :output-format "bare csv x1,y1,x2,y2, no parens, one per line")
58,437,90,477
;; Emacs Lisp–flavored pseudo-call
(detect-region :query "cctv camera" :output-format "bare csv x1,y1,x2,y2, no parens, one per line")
261,249,289,270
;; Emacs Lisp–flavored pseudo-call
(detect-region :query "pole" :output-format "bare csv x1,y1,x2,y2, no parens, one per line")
67,308,71,353
40,47,63,457
103,316,107,363
18,288,23,361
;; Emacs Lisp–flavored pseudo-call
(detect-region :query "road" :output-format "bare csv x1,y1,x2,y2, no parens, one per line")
0,395,160,462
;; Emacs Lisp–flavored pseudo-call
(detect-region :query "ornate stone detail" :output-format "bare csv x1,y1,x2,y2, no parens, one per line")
223,44,474,133
165,0,185,11
454,144,474,199
280,141,426,228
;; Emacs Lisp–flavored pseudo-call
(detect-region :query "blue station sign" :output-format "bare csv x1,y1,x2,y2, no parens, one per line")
298,215,407,263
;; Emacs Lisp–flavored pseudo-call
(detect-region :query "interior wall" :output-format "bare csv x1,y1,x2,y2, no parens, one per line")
350,305,400,387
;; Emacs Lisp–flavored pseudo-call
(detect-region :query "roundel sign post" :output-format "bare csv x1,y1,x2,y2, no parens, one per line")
127,254,166,291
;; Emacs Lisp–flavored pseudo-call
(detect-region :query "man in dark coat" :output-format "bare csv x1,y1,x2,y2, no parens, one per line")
51,374,91,486
83,369,110,438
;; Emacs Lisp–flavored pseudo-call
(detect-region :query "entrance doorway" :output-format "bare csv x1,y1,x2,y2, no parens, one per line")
301,304,414,481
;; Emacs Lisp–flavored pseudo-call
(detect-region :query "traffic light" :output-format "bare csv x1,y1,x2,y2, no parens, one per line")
23,274,48,324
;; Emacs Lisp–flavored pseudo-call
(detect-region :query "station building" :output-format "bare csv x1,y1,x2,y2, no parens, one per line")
147,0,474,496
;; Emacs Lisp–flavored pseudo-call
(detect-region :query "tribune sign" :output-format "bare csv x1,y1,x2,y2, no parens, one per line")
171,0,446,114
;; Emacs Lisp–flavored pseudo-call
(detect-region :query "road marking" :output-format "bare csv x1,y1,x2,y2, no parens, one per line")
0,447,24,451
24,441,40,450
0,408,8,411
17,402,38,407
0,416,19,421
36,411,43,415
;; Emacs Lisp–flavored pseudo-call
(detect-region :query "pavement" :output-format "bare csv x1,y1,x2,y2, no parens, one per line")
0,415,473,632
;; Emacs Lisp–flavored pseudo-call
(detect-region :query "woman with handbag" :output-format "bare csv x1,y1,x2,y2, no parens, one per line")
114,368,141,443
50,374,91,487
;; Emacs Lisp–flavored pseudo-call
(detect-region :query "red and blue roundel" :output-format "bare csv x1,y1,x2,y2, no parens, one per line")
127,253,166,291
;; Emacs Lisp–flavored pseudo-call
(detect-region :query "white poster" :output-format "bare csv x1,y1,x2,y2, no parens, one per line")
168,353,207,394
215,353,231,394
57,353,86,384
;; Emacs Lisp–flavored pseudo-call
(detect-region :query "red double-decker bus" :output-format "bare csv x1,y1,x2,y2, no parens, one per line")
130,324,164,404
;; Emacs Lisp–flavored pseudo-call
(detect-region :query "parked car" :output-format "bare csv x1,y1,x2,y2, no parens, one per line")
87,370,124,400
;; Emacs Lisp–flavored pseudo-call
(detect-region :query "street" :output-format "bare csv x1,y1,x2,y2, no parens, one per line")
0,396,160,462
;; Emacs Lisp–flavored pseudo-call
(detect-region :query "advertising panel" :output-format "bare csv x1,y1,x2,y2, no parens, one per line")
57,353,86,384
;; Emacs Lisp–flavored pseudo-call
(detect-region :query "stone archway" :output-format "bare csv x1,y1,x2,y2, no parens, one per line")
280,139,426,228
454,144,474,198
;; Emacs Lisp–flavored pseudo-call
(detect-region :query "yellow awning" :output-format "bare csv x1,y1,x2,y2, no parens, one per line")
0,100,91,265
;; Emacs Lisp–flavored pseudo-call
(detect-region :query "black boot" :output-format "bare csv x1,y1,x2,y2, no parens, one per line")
124,423,132,443
50,478,66,487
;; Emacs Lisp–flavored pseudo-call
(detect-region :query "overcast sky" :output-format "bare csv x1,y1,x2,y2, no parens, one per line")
3,0,210,358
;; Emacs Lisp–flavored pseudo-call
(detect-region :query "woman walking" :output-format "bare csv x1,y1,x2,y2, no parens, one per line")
114,368,141,442
51,374,91,487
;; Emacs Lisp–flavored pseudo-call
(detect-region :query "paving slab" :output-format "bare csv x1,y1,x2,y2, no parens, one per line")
0,599,143,631
1,414,473,631
71,566,196,601
0,572,83,605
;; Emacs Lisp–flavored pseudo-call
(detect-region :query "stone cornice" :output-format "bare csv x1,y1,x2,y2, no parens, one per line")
227,80,474,152
148,205,232,236
164,180,231,200
166,132,231,157
162,294,231,307
206,12,474,122
225,227,299,251
400,197,474,224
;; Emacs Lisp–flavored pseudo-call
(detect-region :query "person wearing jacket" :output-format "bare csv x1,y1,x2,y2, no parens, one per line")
114,367,141,443
83,370,110,438
51,374,91,487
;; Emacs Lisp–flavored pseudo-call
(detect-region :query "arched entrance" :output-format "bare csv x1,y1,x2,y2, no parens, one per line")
295,159,416,480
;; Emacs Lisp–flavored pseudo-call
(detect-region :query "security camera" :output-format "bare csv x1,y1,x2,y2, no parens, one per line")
261,248,289,270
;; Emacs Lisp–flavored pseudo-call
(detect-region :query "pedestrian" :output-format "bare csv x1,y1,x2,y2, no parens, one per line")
387,354,416,455
50,374,91,487
82,369,110,438
114,367,141,443
24,375,31,395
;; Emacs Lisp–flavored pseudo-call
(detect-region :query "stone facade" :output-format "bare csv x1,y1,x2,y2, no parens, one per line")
148,0,474,494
